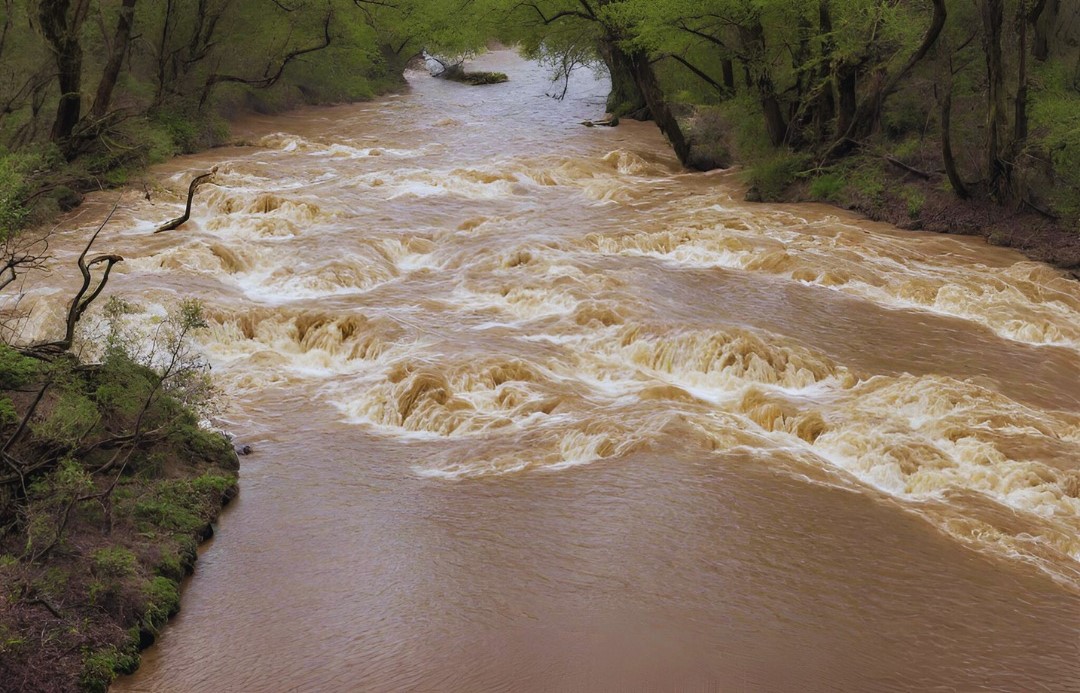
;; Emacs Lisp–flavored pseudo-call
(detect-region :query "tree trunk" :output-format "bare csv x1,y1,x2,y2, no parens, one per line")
940,82,969,199
1014,0,1030,146
828,0,946,155
982,0,1010,196
91,0,138,118
835,62,858,140
760,85,788,147
1033,0,1056,61
154,0,177,105
37,0,91,146
739,19,788,147
816,0,837,136
599,41,649,119
612,43,700,169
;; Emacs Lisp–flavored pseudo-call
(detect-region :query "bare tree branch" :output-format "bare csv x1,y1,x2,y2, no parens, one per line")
154,169,217,233
199,10,333,106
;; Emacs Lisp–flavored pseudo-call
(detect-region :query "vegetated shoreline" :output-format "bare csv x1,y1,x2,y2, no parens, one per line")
680,112,1080,279
0,66,428,693
780,164,1080,280
0,354,241,693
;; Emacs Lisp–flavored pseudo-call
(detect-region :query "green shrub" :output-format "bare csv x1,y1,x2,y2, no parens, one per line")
901,186,926,219
92,547,138,579
142,576,181,633
33,391,99,443
132,491,204,534
156,551,186,581
0,344,38,388
845,162,887,208
0,396,18,425
0,150,46,236
719,95,775,161
744,152,809,201
889,137,922,162
81,645,140,693
882,98,928,139
1030,67,1080,222
809,173,845,201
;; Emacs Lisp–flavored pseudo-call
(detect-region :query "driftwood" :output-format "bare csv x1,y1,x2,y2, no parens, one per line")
580,118,620,128
153,168,217,234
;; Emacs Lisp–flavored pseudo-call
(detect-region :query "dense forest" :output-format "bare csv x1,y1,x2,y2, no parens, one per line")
0,0,1079,690
1,0,1079,243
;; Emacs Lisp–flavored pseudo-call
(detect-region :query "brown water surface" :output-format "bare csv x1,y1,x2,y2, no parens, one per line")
24,52,1080,691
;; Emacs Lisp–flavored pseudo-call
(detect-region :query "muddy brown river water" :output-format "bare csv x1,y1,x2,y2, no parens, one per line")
25,52,1080,691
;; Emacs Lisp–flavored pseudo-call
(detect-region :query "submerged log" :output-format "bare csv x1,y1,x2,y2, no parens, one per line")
154,169,217,234
580,117,620,128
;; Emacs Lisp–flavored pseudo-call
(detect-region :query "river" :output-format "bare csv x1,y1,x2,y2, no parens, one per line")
28,51,1080,691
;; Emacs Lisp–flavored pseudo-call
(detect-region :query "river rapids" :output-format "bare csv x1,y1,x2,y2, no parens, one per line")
18,52,1080,691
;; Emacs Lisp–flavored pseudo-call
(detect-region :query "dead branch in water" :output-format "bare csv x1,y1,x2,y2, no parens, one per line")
27,197,124,357
154,168,217,234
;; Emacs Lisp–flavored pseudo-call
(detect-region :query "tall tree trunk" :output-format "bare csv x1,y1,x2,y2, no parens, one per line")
828,0,946,156
1032,0,1056,61
982,0,1010,196
740,19,788,147
1014,0,1030,146
154,0,176,105
91,0,138,118
759,84,788,147
613,43,700,169
816,0,837,136
37,0,91,146
835,62,858,140
940,81,969,199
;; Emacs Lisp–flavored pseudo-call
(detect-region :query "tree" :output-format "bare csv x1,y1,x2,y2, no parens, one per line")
34,0,92,148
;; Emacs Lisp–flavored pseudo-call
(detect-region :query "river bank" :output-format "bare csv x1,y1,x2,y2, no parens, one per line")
0,60,412,692
785,160,1080,280
678,106,1080,280
0,358,240,692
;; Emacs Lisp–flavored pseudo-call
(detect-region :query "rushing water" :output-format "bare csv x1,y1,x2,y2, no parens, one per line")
25,52,1080,690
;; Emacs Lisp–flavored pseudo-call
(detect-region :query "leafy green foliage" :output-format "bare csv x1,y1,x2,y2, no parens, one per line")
92,547,138,580
129,474,234,534
81,644,140,693
0,344,38,389
141,576,181,634
1030,66,1080,222
809,174,845,202
745,152,809,202
0,151,48,237
33,391,100,445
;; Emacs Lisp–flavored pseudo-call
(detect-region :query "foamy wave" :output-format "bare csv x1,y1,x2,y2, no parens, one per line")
336,356,567,437
412,414,675,479
589,214,1080,349
586,324,855,393
200,309,406,379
